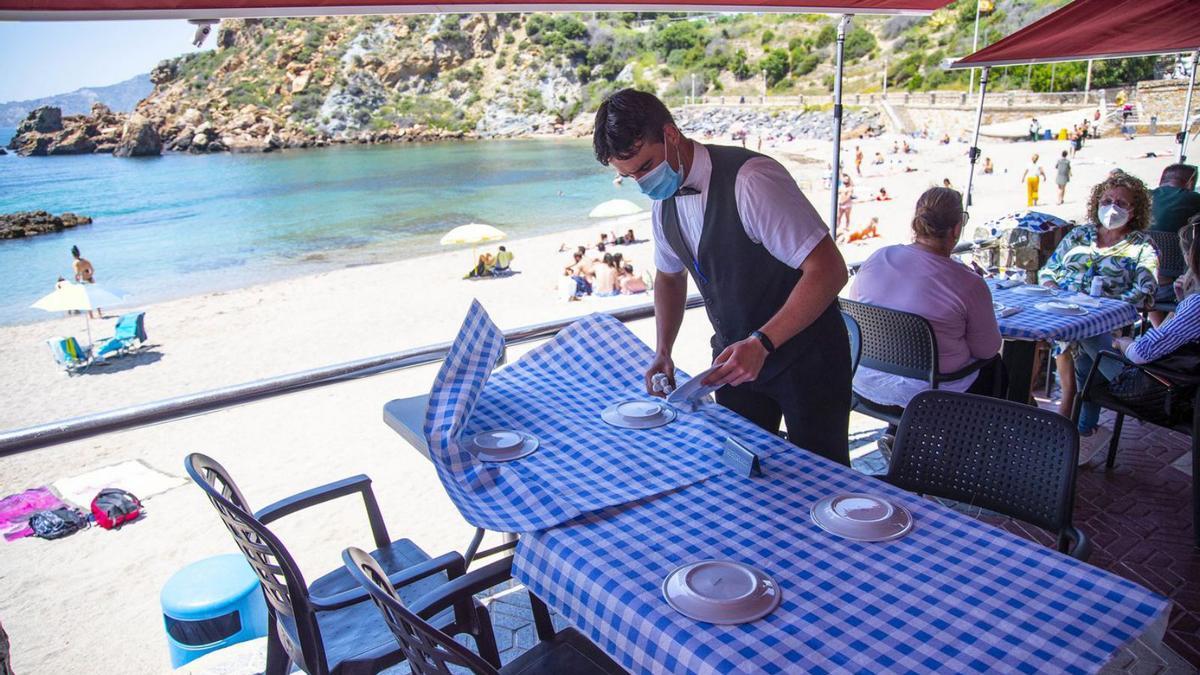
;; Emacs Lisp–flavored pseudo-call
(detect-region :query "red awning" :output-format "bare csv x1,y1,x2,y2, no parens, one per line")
0,0,947,21
952,0,1200,69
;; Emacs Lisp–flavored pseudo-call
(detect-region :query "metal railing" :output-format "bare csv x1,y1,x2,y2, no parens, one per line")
0,295,707,456
683,90,1106,110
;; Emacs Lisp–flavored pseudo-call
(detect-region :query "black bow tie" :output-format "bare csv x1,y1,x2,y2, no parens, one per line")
674,187,701,197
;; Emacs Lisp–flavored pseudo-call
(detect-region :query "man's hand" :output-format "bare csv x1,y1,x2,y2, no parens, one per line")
1113,336,1134,354
704,337,768,388
645,352,675,397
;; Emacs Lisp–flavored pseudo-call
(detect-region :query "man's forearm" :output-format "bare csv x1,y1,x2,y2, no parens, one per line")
654,271,688,356
759,238,848,348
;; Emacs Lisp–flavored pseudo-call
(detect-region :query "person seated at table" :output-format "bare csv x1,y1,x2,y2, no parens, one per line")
1174,215,1200,300
1037,172,1158,454
850,187,1003,408
593,253,619,297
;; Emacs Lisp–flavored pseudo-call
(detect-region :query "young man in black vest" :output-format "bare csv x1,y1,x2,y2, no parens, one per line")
593,89,851,465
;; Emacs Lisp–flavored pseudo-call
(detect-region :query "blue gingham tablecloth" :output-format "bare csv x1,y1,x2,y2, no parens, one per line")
423,301,785,533
514,447,1168,674
991,282,1139,342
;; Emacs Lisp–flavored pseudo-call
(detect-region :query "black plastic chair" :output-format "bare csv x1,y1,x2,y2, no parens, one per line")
342,547,627,675
842,311,862,377
839,298,1003,427
1074,350,1200,548
887,390,1091,560
1147,230,1188,319
185,453,498,674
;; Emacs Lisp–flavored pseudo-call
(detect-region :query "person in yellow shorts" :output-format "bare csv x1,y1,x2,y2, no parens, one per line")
1020,153,1046,206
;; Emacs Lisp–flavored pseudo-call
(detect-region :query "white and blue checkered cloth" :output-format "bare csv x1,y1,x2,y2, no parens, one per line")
992,284,1138,342
514,446,1168,674
424,301,784,532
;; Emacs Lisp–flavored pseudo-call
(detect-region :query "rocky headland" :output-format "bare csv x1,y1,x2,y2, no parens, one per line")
5,104,161,157
0,211,93,239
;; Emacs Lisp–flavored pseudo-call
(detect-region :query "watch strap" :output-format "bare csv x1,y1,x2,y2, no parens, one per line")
751,330,776,353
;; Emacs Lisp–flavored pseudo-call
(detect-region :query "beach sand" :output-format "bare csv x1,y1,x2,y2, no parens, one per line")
0,132,1184,674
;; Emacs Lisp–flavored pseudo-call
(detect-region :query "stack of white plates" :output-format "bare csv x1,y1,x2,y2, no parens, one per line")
662,560,781,624
666,362,726,410
810,493,914,542
466,430,539,462
1012,285,1054,296
601,400,677,429
1035,300,1088,316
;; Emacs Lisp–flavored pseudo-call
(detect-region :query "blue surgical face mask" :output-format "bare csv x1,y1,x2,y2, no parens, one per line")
636,138,684,201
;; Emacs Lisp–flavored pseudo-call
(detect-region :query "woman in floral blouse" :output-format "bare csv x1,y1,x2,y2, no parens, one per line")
1038,171,1158,460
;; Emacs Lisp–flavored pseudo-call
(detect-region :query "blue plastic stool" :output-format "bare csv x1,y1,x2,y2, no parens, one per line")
161,554,268,668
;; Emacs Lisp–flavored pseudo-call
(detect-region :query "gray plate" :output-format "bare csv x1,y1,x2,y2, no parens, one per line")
467,430,539,462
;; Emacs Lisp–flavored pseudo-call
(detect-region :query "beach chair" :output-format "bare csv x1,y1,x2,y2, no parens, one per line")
95,312,147,359
47,336,90,374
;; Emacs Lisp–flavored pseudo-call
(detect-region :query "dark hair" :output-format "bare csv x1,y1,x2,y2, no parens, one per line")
602,253,614,266
597,242,606,252
1161,163,1198,187
593,88,675,165
912,187,963,240
623,264,634,273
573,252,583,261
1061,150,1068,158
71,245,80,258
499,246,506,251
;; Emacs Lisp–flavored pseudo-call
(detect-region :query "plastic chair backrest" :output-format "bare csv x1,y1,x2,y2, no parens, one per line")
343,547,497,675
47,336,85,366
838,298,937,383
888,391,1078,535
184,453,326,674
841,311,862,376
1147,230,1188,279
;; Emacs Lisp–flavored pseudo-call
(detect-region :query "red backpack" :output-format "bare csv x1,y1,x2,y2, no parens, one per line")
90,488,142,529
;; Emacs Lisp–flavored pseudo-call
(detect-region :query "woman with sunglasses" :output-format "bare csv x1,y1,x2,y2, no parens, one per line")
1038,172,1159,460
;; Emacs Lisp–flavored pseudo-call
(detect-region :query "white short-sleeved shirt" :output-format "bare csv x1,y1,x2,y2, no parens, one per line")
651,142,829,275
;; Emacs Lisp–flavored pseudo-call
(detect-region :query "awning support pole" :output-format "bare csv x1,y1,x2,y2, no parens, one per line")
965,66,990,216
1180,50,1198,164
967,0,982,97
1084,59,1093,104
829,13,851,238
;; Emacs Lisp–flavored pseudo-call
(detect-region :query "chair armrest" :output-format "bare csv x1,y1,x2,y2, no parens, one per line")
936,354,999,385
310,551,466,612
1092,350,1200,387
255,474,390,549
411,556,515,622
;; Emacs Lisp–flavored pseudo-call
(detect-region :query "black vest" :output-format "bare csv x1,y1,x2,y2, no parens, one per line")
662,144,844,383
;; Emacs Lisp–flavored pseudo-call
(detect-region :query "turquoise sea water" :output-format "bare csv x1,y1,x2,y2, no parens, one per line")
0,131,643,326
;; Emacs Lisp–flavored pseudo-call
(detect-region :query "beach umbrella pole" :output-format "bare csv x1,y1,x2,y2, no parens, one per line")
1180,50,1198,163
829,14,851,238
964,67,990,215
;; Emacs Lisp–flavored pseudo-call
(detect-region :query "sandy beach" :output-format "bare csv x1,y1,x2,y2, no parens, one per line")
0,130,1186,674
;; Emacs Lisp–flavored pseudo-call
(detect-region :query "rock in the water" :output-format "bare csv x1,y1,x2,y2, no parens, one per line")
113,114,163,157
0,211,93,239
0,148,6,156
19,106,64,135
49,128,97,155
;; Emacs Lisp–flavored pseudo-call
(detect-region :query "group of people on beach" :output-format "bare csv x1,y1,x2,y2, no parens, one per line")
559,228,650,300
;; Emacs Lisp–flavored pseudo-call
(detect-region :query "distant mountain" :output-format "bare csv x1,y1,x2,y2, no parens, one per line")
0,74,153,127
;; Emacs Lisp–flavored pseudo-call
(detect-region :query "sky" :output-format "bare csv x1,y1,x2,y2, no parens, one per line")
0,21,200,102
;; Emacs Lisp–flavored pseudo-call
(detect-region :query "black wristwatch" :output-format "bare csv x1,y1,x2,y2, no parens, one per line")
751,330,776,353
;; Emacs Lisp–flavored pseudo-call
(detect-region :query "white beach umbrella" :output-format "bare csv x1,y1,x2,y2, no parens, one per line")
439,223,506,246
589,199,643,219
32,282,129,348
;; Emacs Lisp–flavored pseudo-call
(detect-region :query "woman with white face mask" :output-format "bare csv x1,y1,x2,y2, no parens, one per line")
1038,172,1158,462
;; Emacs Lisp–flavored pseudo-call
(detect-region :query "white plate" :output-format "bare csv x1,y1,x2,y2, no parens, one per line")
467,430,539,462
1035,301,1088,316
601,400,677,429
1012,285,1054,295
810,494,914,542
992,302,1005,312
662,560,782,624
666,361,727,410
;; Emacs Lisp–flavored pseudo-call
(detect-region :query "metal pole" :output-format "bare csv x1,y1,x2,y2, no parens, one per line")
1180,50,1198,163
965,67,990,215
761,69,767,103
967,0,982,97
1050,63,1056,93
883,57,888,97
829,14,851,238
1084,59,1093,103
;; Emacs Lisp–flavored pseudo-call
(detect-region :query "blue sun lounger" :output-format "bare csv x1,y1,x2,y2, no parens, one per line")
47,336,90,374
95,312,147,360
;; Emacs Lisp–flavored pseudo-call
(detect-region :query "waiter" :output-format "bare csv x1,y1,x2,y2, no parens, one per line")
593,89,851,465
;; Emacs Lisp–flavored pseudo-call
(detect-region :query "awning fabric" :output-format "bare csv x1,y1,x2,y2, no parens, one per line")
0,0,947,20
952,0,1200,69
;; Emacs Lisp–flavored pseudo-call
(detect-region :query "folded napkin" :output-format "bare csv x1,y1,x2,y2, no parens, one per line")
1060,293,1103,308
992,278,1023,289
996,306,1023,318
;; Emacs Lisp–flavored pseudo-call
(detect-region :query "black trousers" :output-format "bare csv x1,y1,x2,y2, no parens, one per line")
714,312,852,466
